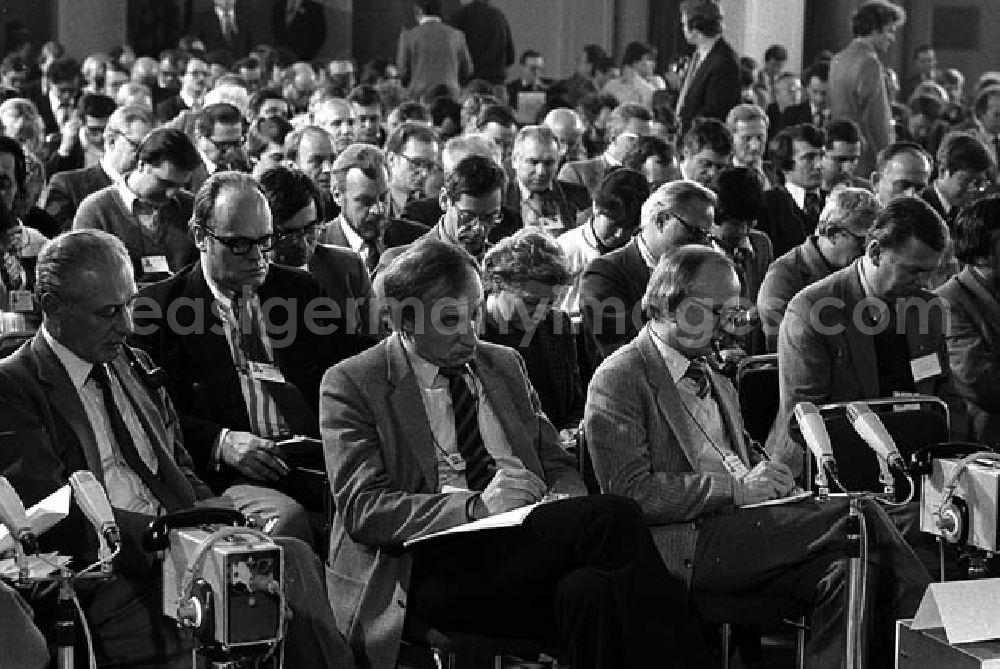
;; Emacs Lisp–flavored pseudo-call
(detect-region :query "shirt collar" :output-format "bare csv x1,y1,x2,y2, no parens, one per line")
180,88,201,111
117,177,164,216
785,182,809,211
338,215,364,253
933,182,953,213
41,324,93,391
418,15,442,24
636,233,657,269
202,270,266,314
602,151,622,167
199,148,217,175
696,35,721,58
100,155,123,183
859,256,877,300
646,324,695,384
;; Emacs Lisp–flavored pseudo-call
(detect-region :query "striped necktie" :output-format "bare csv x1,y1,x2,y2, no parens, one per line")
439,366,497,491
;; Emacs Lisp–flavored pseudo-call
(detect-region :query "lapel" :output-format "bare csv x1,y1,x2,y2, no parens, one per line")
32,334,105,482
472,347,543,473
321,216,350,248
186,262,242,388
634,327,705,471
621,239,652,300
385,334,439,490
706,365,749,462
839,261,880,398
955,268,1000,325
798,237,831,284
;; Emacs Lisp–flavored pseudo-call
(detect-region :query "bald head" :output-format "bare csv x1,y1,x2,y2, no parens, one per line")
543,107,585,161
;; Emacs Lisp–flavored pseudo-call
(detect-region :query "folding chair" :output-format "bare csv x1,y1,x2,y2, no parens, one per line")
734,354,780,448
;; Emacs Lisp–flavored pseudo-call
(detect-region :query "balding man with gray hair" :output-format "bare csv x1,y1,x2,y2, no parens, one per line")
581,178,716,360
511,124,590,235
543,107,586,166
758,186,879,350
44,104,155,230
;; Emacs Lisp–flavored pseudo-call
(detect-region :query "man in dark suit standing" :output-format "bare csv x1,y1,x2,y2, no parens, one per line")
132,172,364,546
450,0,516,85
781,62,831,131
260,166,373,337
580,179,716,362
191,0,256,59
43,105,154,231
762,123,827,257
271,0,327,62
675,0,741,134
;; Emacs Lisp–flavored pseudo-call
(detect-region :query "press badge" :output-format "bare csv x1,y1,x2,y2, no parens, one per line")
141,255,170,275
248,361,286,384
910,353,942,382
9,289,33,312
442,452,466,472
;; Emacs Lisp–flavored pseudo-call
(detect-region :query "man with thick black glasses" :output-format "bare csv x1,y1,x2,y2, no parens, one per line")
131,171,366,548
73,127,201,285
190,102,250,194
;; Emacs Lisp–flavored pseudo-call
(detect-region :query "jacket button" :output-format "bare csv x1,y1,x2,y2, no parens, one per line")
684,559,693,569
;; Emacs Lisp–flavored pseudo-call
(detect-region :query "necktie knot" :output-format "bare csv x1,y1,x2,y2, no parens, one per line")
684,358,711,399
89,362,111,387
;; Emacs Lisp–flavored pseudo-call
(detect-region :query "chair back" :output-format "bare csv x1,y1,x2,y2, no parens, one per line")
0,311,38,359
735,354,779,447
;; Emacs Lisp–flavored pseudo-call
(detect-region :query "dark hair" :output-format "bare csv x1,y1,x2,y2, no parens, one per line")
936,131,992,175
952,195,1000,264
874,141,930,174
681,117,733,158
259,166,323,226
975,86,1000,119
824,118,862,147
681,0,723,38
0,54,28,76
393,100,431,124
386,120,440,154
579,93,618,120
78,93,116,119
48,58,80,85
519,49,542,65
430,96,462,127
444,154,507,201
204,49,234,69
582,45,608,66
190,171,263,231
870,195,948,253
594,168,650,230
608,102,653,139
475,103,516,130
851,0,906,38
621,136,674,172
137,127,202,172
908,94,942,120
247,116,293,157
382,239,481,329
764,45,788,63
711,166,766,222
415,0,442,17
158,49,187,69
804,62,829,84
773,123,826,172
348,83,382,109
196,102,245,138
250,88,290,117
622,42,653,67
592,56,616,75
0,135,26,191
642,244,735,319
233,56,261,73
483,228,571,289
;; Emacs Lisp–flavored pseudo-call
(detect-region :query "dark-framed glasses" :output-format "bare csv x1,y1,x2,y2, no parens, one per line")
274,221,320,243
206,136,246,152
201,226,274,255
455,208,503,233
658,209,710,244
397,153,442,173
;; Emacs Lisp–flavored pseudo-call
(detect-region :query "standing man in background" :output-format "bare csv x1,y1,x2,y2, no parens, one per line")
397,0,473,101
829,0,907,178
450,0,515,86
675,0,741,134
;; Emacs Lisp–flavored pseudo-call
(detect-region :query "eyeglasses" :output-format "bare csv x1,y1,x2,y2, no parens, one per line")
834,227,867,244
85,125,107,136
114,131,142,151
274,221,320,242
206,136,246,152
658,210,710,244
397,153,441,173
455,208,503,233
200,226,274,255
683,297,753,329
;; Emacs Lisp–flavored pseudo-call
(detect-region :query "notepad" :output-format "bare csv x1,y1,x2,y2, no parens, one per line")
739,489,813,509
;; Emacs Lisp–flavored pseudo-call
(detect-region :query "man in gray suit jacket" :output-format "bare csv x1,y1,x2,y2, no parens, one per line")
42,105,154,231
585,245,930,669
557,102,652,198
396,0,473,101
828,1,906,178
321,239,698,669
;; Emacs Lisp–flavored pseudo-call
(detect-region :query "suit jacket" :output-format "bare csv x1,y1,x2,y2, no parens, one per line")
936,268,1000,445
396,20,473,100
308,244,373,336
921,185,955,225
155,95,189,124
45,142,85,180
583,326,760,590
321,333,585,669
505,180,590,236
676,37,742,133
774,259,962,474
315,215,429,252
829,39,891,178
781,102,819,129
0,334,210,577
271,0,327,61
42,163,114,232
130,261,363,488
191,6,255,57
757,236,836,352
449,0,515,84
187,162,211,197
401,196,521,243
557,155,611,199
761,186,819,258
580,238,650,362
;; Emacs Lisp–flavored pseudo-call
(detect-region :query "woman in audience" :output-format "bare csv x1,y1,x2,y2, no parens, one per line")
481,228,584,431
936,196,1000,446
0,98,46,159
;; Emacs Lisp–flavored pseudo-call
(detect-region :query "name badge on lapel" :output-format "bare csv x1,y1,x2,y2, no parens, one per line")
9,289,33,312
141,255,170,275
248,361,286,384
910,353,942,383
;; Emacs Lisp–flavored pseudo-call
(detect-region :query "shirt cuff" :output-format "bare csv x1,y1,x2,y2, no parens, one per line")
211,428,230,472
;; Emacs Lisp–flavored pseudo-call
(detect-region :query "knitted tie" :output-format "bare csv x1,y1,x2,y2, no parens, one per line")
439,366,497,491
683,358,712,399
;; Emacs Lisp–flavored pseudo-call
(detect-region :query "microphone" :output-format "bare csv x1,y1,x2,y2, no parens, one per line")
68,471,121,558
793,401,837,476
0,476,37,555
846,402,907,471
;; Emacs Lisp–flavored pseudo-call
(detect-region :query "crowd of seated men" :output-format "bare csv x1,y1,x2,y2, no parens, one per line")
0,0,998,666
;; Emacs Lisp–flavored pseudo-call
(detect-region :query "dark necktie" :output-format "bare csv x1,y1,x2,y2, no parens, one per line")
439,366,497,491
89,363,182,510
359,239,380,275
232,295,317,436
804,190,822,221
684,358,712,399
993,136,1000,165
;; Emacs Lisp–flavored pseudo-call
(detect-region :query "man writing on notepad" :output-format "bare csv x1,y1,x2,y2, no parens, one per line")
583,244,930,669
320,239,705,669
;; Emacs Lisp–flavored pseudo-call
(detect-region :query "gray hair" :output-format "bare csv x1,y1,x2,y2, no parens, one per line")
482,228,570,290
35,230,131,302
442,133,501,172
816,186,880,237
642,245,735,320
512,124,558,157
640,179,718,230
